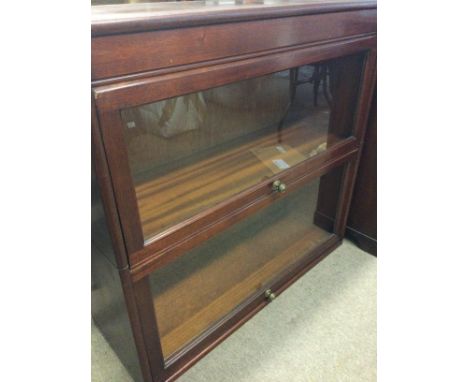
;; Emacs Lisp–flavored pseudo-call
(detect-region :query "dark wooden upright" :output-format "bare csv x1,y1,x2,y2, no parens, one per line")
314,89,377,254
346,90,377,254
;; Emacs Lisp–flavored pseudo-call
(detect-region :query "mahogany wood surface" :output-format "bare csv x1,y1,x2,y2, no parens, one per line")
92,99,130,268
158,229,331,358
91,2,377,381
133,278,166,382
135,123,331,240
119,269,157,382
92,0,377,36
92,9,376,80
345,89,377,254
96,110,145,254
149,176,337,358
315,50,376,236
94,37,372,269
164,235,342,380
92,242,146,382
93,35,375,110
130,141,359,281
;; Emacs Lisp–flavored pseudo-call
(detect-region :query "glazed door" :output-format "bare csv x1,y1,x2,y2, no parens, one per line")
99,53,366,255
147,165,345,361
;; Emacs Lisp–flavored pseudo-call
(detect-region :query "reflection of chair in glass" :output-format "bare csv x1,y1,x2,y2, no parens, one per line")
277,64,331,143
290,64,332,107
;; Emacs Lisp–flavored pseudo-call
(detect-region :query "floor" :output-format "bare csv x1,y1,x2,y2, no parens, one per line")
92,240,376,382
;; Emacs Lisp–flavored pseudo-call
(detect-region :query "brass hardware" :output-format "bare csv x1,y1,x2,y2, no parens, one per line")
272,180,286,193
265,289,276,302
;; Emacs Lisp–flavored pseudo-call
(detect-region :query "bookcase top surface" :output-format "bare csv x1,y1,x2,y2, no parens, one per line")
92,0,376,36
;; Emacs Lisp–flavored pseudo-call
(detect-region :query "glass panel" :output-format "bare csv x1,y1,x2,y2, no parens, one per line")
121,54,363,241
149,166,343,359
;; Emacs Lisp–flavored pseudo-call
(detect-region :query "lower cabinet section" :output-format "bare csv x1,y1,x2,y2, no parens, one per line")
148,166,344,361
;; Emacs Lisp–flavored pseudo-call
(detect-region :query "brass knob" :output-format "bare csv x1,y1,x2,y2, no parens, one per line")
272,180,286,193
265,289,276,302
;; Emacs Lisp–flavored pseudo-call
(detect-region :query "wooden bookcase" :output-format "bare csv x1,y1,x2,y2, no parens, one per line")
91,1,377,381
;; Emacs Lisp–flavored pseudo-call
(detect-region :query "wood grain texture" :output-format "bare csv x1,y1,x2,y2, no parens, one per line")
314,51,375,246
133,278,166,382
149,177,335,358
334,49,376,237
91,170,138,382
118,53,364,270
135,121,331,240
91,3,377,381
119,269,158,382
91,234,149,382
93,101,158,381
345,88,376,254
129,140,359,280
92,36,373,88
94,36,375,113
120,72,291,178
313,52,367,234
159,228,329,358
164,235,342,380
94,39,372,261
92,9,376,79
92,98,129,268
96,110,145,253
92,0,377,36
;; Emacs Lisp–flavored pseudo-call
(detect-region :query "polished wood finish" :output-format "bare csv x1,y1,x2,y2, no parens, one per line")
135,123,329,240
164,235,342,381
120,56,364,244
158,228,330,359
92,171,146,382
92,99,129,268
150,175,339,358
96,109,145,254
92,9,376,80
92,0,377,36
130,141,358,282
93,99,155,381
93,35,375,110
95,36,373,263
91,1,377,381
133,278,166,382
315,50,376,237
346,89,377,254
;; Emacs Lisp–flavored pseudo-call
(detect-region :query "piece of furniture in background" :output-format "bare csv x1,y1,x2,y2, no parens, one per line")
92,1,376,381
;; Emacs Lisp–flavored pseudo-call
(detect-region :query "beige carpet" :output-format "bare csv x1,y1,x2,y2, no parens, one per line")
92,239,376,382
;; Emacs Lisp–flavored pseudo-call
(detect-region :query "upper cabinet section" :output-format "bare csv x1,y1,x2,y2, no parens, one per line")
92,1,376,256
121,54,364,242
91,1,376,81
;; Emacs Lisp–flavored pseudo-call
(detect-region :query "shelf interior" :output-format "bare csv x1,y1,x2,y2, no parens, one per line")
135,106,332,240
149,175,339,359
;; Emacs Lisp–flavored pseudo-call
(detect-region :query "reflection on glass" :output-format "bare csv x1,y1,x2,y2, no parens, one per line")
92,0,182,5
121,54,363,240
149,167,343,359
93,1,272,6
